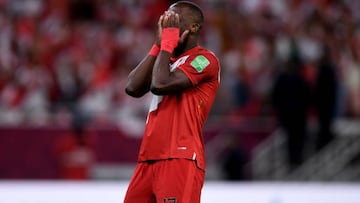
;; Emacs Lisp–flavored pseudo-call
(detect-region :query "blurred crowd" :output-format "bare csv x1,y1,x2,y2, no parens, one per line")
0,0,360,132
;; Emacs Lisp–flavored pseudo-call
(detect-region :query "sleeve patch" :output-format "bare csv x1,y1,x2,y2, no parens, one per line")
190,55,210,72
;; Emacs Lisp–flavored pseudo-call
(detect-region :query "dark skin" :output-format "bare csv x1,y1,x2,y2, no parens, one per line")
125,4,201,97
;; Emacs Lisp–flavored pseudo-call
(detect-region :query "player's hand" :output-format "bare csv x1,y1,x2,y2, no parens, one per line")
163,11,189,44
159,11,190,53
162,11,179,28
155,14,164,46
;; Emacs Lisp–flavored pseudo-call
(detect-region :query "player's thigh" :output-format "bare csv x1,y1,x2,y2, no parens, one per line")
154,159,205,203
124,162,155,203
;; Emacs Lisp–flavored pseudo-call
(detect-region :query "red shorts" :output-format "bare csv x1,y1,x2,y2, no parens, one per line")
124,159,205,203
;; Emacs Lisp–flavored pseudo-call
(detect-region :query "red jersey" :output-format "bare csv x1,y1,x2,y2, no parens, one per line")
138,46,220,170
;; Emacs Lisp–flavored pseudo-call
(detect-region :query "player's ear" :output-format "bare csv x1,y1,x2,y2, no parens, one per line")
190,23,200,34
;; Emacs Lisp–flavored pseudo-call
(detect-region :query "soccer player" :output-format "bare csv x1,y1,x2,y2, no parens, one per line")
124,1,220,203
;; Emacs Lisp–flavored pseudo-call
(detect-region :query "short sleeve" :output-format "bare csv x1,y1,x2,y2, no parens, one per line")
177,52,220,86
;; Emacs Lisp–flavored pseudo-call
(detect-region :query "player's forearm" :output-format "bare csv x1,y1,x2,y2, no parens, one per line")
125,55,156,97
150,51,172,94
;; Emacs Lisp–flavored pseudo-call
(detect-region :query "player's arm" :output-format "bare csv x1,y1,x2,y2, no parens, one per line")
125,54,156,98
151,51,192,95
125,15,164,98
151,11,192,95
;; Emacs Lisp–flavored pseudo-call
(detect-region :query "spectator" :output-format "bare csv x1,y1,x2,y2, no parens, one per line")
314,47,338,150
221,135,248,180
344,45,360,118
271,42,311,170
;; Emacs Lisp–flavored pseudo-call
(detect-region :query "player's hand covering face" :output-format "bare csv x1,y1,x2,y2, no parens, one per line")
159,10,190,48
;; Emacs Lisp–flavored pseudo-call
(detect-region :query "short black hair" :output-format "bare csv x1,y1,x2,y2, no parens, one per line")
171,1,204,30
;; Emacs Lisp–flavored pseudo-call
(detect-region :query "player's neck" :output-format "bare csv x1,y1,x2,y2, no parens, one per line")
174,38,198,57
186,35,199,49
184,40,198,51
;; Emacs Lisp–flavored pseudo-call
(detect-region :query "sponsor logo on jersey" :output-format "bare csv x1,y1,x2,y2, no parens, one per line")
191,55,210,72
